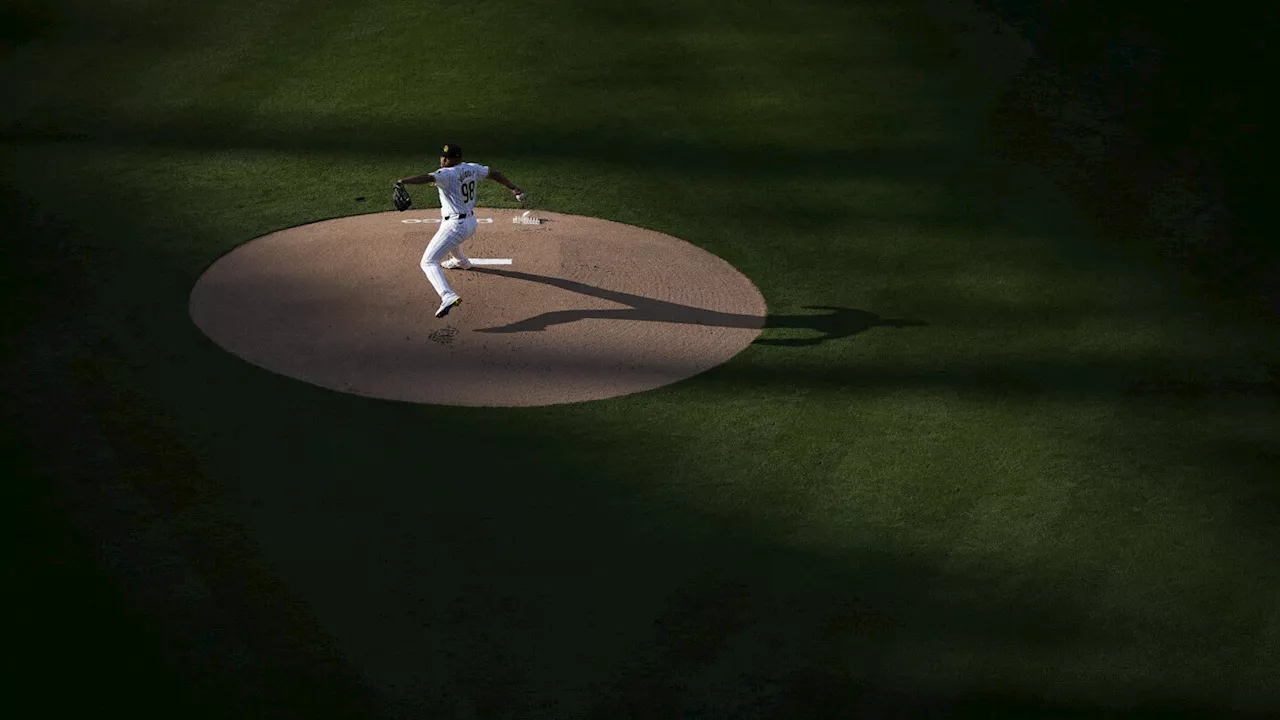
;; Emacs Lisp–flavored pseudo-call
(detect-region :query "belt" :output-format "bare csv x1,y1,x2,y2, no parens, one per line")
443,213,469,220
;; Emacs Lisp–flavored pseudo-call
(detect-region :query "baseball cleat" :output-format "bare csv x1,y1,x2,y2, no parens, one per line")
441,257,471,270
435,295,461,318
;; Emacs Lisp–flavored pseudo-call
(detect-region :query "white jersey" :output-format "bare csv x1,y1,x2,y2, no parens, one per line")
432,162,489,217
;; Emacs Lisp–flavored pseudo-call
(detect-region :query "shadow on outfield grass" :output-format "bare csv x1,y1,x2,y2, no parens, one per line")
976,0,1278,307
472,267,927,345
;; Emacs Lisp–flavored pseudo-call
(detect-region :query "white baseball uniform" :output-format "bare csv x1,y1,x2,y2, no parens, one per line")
420,162,490,303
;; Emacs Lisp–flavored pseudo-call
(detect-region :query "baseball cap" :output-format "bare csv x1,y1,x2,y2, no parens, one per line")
440,143,462,159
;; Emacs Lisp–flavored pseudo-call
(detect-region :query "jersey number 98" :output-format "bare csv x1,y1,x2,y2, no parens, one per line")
461,180,477,204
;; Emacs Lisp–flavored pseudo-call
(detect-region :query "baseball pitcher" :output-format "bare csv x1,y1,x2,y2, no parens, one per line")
395,143,525,318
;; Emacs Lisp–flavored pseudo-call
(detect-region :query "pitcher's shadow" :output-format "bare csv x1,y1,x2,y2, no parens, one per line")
469,268,926,346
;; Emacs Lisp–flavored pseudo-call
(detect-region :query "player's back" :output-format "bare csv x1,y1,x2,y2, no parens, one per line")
435,162,489,217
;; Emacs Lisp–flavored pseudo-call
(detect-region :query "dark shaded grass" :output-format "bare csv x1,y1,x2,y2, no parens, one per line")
975,0,1278,305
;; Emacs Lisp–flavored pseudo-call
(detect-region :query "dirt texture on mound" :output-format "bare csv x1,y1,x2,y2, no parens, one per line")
190,209,766,406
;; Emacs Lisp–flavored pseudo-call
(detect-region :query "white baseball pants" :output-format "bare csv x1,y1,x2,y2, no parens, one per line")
420,216,476,301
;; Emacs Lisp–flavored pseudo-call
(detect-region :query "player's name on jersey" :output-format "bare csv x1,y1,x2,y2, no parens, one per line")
400,218,494,224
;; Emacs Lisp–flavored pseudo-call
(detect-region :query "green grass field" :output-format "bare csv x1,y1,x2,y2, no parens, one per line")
5,1,1278,717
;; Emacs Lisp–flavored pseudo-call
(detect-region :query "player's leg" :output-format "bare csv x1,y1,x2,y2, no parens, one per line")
444,218,478,269
420,224,460,301
446,245,473,269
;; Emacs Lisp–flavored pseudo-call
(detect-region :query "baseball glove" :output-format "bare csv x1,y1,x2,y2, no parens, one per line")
392,181,412,211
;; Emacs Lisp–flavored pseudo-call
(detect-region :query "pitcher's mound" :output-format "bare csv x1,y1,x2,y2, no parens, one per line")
190,209,766,406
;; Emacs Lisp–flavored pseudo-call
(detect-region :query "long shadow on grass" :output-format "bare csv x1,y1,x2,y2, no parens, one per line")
471,268,927,345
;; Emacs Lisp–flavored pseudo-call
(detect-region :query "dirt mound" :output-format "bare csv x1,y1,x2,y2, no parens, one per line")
190,209,766,406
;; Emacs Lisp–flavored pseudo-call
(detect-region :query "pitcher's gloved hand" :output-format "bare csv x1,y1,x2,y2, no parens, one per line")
393,181,412,211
